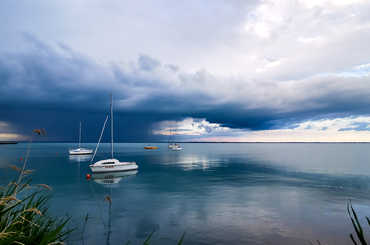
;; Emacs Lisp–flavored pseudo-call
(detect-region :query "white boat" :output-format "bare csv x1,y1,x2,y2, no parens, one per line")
168,128,183,151
89,95,138,173
171,143,183,151
168,128,174,149
69,148,93,155
90,159,138,173
69,121,93,155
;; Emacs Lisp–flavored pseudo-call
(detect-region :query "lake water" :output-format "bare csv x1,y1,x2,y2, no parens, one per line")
1,143,370,245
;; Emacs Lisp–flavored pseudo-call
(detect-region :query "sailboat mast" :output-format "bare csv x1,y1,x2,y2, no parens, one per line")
110,94,114,159
79,121,81,148
168,128,171,144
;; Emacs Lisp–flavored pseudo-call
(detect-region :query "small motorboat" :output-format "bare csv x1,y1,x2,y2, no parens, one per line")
144,146,159,149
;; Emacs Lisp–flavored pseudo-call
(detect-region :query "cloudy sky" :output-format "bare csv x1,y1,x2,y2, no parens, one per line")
1,0,370,142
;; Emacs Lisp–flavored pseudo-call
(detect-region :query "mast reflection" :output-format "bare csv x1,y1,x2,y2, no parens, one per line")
69,154,92,163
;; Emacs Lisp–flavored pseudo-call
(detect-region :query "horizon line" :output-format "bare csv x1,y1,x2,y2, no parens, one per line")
5,141,370,144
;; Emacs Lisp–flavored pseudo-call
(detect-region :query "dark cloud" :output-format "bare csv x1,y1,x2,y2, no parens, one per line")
2,36,370,141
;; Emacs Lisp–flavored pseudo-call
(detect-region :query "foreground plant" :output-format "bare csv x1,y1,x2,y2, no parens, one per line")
0,178,71,245
348,201,370,245
313,202,370,245
0,128,71,245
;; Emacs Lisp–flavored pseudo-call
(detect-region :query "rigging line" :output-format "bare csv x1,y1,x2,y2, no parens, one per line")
79,121,82,148
110,94,113,159
91,114,109,163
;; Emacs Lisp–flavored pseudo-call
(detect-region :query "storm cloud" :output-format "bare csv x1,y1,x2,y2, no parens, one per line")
1,0,370,141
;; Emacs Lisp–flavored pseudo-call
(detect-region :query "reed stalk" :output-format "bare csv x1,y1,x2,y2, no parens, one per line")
0,129,71,245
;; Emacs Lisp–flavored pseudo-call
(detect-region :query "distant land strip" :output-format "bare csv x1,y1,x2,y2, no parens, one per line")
16,141,370,144
0,141,18,144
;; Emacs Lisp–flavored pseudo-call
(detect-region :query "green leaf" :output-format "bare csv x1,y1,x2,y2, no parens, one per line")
143,231,155,245
177,232,186,245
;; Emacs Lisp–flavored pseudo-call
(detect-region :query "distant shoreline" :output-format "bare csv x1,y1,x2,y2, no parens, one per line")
0,141,18,144
13,141,370,144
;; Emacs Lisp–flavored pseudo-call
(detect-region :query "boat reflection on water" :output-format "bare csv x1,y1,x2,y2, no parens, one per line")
88,171,137,245
92,170,138,186
69,154,92,163
90,170,138,244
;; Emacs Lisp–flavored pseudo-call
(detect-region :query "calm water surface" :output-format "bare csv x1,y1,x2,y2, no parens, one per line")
1,143,370,245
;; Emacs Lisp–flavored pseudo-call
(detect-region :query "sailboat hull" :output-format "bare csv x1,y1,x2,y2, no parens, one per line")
89,159,138,173
69,148,93,155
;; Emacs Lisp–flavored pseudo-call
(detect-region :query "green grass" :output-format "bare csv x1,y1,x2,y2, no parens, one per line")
0,177,72,245
0,128,71,245
310,202,370,245
348,201,370,245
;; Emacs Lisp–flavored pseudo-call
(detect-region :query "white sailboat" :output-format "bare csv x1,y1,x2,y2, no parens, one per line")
168,127,183,151
168,128,175,149
69,121,93,155
89,95,138,173
171,143,183,151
